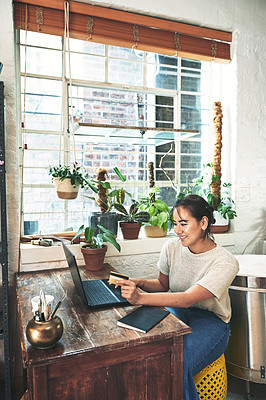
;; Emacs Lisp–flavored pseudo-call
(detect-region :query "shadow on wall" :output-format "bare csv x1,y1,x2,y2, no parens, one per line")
242,208,266,254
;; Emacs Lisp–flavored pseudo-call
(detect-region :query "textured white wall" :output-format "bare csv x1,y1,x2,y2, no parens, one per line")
1,0,266,272
0,2,20,277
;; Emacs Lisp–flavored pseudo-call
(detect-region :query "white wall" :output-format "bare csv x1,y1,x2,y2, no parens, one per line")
0,0,20,279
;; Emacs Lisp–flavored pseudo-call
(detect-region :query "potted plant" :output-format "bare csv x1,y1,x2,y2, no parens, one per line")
86,167,128,236
138,161,171,237
71,224,121,271
139,187,171,237
49,162,96,200
193,163,237,233
114,200,150,240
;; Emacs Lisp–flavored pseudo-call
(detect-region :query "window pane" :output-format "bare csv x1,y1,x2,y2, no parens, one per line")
25,133,61,150
181,94,202,131
21,77,62,96
108,59,143,85
181,141,201,154
23,114,61,131
23,93,61,115
180,168,201,184
20,47,62,76
147,53,178,66
181,69,201,92
109,46,144,61
181,155,201,169
24,149,60,169
23,167,52,185
146,54,178,90
20,30,62,49
21,77,62,130
67,53,105,81
69,39,105,55
181,58,201,69
23,187,65,213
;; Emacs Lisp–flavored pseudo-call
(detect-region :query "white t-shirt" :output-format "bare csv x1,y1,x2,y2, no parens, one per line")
157,238,239,323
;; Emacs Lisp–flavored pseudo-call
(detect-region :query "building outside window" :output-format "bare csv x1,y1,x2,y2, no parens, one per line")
18,31,213,235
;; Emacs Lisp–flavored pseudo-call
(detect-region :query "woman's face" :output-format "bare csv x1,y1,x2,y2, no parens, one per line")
173,206,208,252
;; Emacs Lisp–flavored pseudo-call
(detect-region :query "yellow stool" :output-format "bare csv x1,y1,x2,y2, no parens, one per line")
193,353,227,400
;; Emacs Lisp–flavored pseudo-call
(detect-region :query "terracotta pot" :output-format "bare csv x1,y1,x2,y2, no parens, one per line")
144,225,167,238
81,244,107,271
120,222,141,240
54,178,79,200
211,211,229,233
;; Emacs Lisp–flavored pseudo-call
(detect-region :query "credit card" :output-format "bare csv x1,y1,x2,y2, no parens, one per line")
109,271,129,285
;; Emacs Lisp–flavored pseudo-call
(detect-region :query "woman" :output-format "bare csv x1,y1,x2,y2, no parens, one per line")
119,194,239,400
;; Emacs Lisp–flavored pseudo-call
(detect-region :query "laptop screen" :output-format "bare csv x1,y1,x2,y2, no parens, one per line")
62,242,88,305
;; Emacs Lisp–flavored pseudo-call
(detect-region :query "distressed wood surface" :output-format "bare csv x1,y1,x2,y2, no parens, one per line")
16,263,191,400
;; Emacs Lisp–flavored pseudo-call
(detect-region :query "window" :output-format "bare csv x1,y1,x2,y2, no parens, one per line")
19,31,213,234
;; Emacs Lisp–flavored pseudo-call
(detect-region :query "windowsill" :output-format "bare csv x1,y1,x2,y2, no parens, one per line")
20,232,236,265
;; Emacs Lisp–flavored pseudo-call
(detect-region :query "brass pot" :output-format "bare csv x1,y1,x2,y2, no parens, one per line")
26,316,63,349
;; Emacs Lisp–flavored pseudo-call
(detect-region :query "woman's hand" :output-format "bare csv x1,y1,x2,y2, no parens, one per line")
119,279,142,305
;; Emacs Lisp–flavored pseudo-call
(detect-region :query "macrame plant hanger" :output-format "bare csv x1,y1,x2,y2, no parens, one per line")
54,0,79,200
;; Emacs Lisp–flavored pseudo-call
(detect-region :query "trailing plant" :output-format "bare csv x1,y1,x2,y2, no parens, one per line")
48,162,97,192
71,224,121,252
87,167,130,213
114,200,150,224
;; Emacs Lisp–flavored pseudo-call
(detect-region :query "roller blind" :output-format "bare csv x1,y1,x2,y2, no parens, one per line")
14,0,232,63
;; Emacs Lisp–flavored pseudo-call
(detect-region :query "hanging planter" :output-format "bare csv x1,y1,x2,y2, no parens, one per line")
48,163,95,200
54,177,79,199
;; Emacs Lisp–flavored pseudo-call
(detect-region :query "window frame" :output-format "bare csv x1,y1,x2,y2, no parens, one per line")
18,31,212,234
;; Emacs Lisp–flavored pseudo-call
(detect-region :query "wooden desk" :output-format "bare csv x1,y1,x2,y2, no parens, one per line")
16,264,191,400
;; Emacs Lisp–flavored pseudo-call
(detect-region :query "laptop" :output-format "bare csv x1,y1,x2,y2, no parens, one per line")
62,242,129,309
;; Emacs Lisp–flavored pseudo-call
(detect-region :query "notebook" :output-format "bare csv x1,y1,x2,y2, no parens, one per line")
117,306,170,333
62,242,129,309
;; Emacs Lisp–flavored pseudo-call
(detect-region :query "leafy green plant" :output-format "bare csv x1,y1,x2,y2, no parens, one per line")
48,162,97,192
138,187,171,231
86,167,130,213
71,224,120,252
114,200,150,224
193,163,237,220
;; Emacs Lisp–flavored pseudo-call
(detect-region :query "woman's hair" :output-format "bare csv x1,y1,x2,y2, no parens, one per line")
174,194,215,238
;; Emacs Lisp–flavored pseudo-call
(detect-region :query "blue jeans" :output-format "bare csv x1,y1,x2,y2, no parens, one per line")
166,307,230,400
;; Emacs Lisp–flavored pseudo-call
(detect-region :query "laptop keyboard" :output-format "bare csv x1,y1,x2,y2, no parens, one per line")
83,280,120,306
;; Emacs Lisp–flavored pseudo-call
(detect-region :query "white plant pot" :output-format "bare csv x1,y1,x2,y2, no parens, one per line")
211,211,229,233
54,178,79,200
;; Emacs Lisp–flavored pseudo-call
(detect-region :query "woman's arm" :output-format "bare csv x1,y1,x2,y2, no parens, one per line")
130,272,169,292
120,280,214,308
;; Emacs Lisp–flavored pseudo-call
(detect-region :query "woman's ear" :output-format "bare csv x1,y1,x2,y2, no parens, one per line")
201,216,209,230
